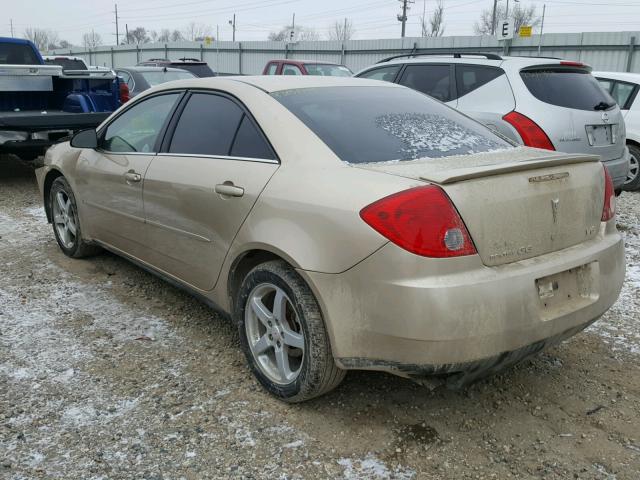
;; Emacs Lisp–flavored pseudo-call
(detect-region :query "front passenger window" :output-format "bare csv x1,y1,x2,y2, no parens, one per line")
102,93,180,153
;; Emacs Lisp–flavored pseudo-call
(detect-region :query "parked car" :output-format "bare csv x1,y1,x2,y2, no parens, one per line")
43,55,88,71
137,58,216,77
0,37,123,161
115,66,197,97
356,53,630,191
263,59,352,76
36,76,624,402
594,71,640,191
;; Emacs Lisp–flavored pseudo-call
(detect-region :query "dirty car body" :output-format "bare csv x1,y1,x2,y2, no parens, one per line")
36,76,625,401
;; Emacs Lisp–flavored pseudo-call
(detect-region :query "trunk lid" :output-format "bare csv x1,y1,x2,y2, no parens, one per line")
356,147,605,266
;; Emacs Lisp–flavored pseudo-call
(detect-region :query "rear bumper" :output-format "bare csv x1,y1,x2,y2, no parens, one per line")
603,147,630,189
303,222,625,375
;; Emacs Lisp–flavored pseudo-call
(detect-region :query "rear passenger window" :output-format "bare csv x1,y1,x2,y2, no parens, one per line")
398,65,453,102
282,64,303,75
230,115,275,159
611,81,636,109
169,93,243,156
357,65,401,82
455,65,503,97
266,63,278,75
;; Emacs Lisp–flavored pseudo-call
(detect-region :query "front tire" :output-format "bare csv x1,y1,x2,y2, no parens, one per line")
236,260,345,402
624,144,640,191
50,176,101,258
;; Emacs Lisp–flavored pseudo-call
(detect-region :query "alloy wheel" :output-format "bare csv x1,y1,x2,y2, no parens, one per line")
52,190,77,249
245,283,305,385
625,153,639,185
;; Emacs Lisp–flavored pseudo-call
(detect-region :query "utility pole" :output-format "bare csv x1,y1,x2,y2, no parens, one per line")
421,0,426,37
343,17,347,42
125,23,129,44
10,19,14,37
114,4,119,46
397,0,413,38
491,0,498,35
537,3,546,55
229,14,236,42
216,24,219,41
292,12,295,30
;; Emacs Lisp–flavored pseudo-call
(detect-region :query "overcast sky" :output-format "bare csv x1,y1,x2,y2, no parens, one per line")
3,0,640,45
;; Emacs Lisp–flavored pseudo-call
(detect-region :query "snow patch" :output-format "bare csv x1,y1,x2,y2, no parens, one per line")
338,454,416,479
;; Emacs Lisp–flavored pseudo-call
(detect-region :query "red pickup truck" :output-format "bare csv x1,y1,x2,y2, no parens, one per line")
262,59,352,76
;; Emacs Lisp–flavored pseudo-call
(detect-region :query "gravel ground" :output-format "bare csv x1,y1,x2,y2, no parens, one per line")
1,156,639,479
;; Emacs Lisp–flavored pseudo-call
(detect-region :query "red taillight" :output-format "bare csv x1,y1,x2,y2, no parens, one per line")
119,81,130,104
359,185,477,258
503,111,555,150
560,61,586,67
601,165,615,222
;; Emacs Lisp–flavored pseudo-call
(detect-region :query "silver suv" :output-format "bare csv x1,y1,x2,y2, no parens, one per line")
356,53,629,190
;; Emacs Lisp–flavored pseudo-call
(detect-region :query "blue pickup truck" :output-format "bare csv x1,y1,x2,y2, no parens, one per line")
0,37,123,161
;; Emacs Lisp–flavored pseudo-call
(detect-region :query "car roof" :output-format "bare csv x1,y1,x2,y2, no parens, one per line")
117,66,192,73
368,54,571,68
43,55,84,61
268,59,343,66
593,71,640,83
0,37,33,45
141,75,400,94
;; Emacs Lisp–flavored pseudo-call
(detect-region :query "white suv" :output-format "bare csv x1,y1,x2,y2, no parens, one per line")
356,53,629,191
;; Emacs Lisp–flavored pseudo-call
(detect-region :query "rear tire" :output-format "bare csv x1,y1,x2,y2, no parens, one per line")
236,260,345,402
623,144,640,191
50,176,101,258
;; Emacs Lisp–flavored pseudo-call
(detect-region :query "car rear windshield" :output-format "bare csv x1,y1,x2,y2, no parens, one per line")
44,58,87,70
172,63,216,77
272,86,511,164
520,68,616,111
0,43,40,65
140,70,197,86
304,64,352,77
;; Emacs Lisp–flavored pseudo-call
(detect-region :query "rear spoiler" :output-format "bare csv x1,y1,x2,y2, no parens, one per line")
420,154,600,185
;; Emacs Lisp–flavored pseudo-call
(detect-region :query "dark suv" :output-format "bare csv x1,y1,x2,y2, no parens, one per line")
137,58,216,77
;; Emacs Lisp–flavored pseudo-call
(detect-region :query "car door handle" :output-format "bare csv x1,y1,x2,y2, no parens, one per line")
215,183,244,197
124,171,142,183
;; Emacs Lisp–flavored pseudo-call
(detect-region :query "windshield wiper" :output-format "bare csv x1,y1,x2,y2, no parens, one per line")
594,101,615,111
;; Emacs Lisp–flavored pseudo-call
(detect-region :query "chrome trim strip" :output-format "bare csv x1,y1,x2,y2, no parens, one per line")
145,218,212,243
155,152,279,164
96,149,157,156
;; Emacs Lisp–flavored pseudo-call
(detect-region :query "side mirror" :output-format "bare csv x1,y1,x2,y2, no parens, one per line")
70,129,98,149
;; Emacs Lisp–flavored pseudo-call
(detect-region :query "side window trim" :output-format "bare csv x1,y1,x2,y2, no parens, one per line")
97,90,186,155
160,89,280,163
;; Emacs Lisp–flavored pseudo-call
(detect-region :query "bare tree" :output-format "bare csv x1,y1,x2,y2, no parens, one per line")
170,29,184,42
474,4,540,35
82,31,103,49
157,29,172,43
421,0,445,37
149,30,159,43
58,40,72,49
126,27,150,45
327,19,355,41
268,25,320,42
183,22,212,41
24,28,55,51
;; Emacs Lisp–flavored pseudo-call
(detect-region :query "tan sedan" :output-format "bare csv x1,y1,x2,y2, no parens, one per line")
36,76,625,402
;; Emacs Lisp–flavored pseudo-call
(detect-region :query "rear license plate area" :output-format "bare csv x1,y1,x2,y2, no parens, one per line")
535,262,599,321
585,124,615,146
